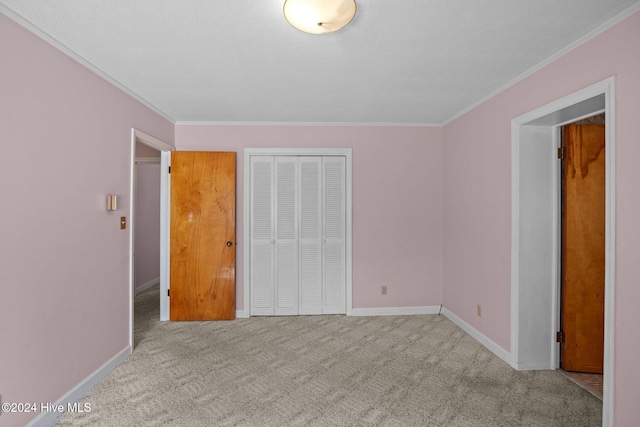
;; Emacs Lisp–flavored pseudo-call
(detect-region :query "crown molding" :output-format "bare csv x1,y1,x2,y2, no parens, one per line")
1,5,176,124
175,121,439,127
442,2,640,126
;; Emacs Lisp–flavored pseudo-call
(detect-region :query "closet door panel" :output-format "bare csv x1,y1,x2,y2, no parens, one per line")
274,157,299,314
323,157,346,314
250,157,275,315
249,154,346,316
299,157,323,314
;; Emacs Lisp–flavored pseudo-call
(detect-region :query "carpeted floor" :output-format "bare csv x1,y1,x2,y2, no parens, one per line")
56,286,602,426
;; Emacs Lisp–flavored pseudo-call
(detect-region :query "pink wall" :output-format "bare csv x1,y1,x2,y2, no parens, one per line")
175,125,444,311
442,10,640,425
134,162,161,291
4,3,639,425
0,14,174,427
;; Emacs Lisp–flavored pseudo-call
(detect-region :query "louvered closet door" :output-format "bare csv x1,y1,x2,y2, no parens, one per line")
250,156,275,315
322,157,346,314
274,157,299,315
299,156,346,315
299,157,323,314
250,155,345,316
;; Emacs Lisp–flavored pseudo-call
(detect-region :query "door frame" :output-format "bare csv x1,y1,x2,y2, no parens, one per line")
510,77,615,425
129,129,174,346
243,148,353,317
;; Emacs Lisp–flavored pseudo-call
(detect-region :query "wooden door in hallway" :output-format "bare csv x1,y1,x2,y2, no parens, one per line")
561,123,605,373
170,151,236,320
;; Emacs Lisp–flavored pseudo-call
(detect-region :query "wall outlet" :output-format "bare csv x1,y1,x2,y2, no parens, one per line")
477,304,482,317
381,285,387,295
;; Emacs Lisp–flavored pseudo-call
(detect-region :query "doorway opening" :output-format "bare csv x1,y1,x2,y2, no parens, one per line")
129,129,174,347
511,77,615,424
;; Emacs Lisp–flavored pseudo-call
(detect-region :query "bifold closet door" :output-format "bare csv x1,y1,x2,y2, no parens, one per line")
250,156,275,315
250,156,299,315
274,157,299,315
250,155,345,316
299,157,322,314
321,156,346,314
299,157,346,315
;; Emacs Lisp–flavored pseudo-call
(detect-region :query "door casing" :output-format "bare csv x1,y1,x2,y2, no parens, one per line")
511,77,615,425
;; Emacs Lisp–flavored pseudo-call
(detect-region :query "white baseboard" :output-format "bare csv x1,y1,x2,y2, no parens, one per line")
235,310,249,319
26,347,131,427
135,277,160,295
441,308,513,367
513,361,555,371
351,306,441,316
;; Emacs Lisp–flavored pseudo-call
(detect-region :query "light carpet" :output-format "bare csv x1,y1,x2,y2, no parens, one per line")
56,286,601,426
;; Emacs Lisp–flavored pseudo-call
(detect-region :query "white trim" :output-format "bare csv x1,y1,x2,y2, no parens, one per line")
511,77,615,426
244,148,353,317
159,151,171,321
0,5,175,124
351,306,440,317
441,308,513,367
25,347,130,427
175,121,438,127
235,310,250,319
133,129,175,152
443,3,640,126
129,133,136,350
603,79,616,427
135,277,160,295
135,157,161,164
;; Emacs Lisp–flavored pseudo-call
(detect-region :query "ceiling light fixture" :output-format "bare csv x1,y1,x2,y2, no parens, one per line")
283,0,357,34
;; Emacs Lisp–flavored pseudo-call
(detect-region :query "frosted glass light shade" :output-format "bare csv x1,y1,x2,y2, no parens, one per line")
283,0,357,34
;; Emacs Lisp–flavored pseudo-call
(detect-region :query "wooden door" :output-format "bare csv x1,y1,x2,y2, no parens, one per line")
170,151,236,321
561,124,605,373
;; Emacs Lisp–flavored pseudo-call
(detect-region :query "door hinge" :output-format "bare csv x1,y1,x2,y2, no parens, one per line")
168,166,171,173
557,147,566,160
556,331,565,343
167,289,170,297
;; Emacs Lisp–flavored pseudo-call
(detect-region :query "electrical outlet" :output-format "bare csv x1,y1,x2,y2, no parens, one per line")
381,285,387,295
477,304,482,317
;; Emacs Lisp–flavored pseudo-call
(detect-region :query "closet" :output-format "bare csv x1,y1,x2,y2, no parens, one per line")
250,155,346,315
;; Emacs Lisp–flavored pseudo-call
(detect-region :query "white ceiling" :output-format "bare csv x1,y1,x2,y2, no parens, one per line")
2,0,639,125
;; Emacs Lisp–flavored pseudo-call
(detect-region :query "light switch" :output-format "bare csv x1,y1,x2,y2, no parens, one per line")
106,195,117,211
120,216,126,230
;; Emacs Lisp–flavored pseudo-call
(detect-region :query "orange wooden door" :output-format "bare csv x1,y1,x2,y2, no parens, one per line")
561,124,605,373
170,151,236,320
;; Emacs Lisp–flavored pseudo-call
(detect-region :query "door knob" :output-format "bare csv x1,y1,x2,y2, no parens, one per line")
226,241,233,247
